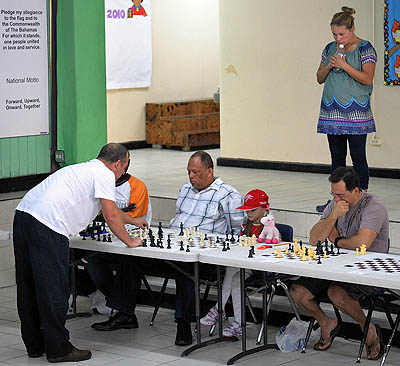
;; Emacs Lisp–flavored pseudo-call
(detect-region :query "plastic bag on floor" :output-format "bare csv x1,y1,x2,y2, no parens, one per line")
275,317,320,352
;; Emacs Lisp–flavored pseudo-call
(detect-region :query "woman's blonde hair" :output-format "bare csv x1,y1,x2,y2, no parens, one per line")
331,6,356,29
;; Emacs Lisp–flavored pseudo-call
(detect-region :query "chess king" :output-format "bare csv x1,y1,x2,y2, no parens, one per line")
290,167,389,361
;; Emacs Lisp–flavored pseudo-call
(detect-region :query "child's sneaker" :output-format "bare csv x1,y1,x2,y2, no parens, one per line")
223,321,242,337
200,306,225,326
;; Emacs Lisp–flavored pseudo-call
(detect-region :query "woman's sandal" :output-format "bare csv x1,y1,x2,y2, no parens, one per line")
313,324,342,351
367,324,385,361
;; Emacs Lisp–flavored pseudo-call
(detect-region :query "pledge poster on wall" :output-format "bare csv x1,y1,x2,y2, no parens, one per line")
0,0,49,138
105,0,152,89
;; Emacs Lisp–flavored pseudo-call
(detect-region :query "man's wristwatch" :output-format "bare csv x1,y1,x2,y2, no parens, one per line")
334,236,345,248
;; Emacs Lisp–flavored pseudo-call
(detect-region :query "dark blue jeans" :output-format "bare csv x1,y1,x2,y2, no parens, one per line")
327,134,369,189
13,211,73,358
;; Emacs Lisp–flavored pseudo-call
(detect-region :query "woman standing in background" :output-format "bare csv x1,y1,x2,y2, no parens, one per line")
316,6,377,213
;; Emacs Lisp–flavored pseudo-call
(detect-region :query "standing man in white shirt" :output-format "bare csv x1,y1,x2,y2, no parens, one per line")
13,143,146,363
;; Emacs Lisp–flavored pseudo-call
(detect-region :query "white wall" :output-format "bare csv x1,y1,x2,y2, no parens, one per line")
219,0,399,169
107,0,220,143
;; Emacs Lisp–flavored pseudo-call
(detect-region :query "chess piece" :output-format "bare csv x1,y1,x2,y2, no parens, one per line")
186,245,190,252
226,242,230,250
142,238,147,247
167,235,171,249
107,233,111,242
323,250,327,259
204,233,208,241
276,249,282,258
317,256,322,264
285,246,289,254
97,234,101,241
230,230,235,243
222,242,227,252
211,240,216,248
356,248,359,256
248,249,253,258
180,241,184,251
179,223,184,236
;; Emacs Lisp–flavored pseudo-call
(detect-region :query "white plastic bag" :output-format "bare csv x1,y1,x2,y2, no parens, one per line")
275,317,320,352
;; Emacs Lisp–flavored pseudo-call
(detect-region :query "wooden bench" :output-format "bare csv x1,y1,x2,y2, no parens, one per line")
145,99,220,151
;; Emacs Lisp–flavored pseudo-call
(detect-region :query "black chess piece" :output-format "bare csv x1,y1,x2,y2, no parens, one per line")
317,256,322,264
180,241,184,251
330,243,335,255
336,246,341,255
158,222,163,239
216,236,220,244
227,242,230,250
150,236,155,247
225,233,229,242
159,241,164,249
222,242,227,252
167,235,172,249
325,239,329,253
97,234,101,241
305,248,308,256
142,238,147,247
250,245,255,256
248,249,253,258
186,245,190,252
204,233,208,241
107,234,112,243
179,223,184,236
102,235,107,242
230,230,235,243
299,240,303,249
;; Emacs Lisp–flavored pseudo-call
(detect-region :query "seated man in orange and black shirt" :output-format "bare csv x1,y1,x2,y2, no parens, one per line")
83,170,151,315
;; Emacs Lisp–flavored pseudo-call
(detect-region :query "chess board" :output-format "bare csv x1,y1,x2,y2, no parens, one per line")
344,256,400,273
79,223,237,251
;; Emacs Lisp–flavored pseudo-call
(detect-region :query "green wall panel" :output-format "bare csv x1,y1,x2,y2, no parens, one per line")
57,0,107,165
0,136,50,179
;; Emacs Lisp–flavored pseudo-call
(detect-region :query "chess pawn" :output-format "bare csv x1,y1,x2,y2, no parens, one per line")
276,249,282,258
208,239,211,248
356,248,360,256
285,246,289,255
238,237,243,246
211,240,216,248
301,251,307,261
200,239,205,248
251,234,257,246
323,250,327,259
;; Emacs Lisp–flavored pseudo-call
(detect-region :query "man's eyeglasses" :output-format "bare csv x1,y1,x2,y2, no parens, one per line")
330,192,345,199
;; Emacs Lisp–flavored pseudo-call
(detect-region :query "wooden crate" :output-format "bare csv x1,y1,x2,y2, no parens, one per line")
145,99,220,149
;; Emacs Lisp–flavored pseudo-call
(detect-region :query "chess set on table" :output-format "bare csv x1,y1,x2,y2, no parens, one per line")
79,221,239,252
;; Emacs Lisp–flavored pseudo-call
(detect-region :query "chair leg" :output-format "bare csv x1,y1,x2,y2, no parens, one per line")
356,297,375,363
149,277,169,326
245,293,259,324
380,312,400,366
201,283,211,312
332,305,347,340
141,275,156,304
256,284,276,345
209,323,216,336
301,318,316,353
277,280,301,321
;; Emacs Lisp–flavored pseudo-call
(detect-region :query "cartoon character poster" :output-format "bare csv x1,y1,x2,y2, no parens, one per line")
384,0,400,85
105,0,151,89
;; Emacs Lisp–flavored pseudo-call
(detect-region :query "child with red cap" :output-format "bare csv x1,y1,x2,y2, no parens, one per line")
200,189,271,337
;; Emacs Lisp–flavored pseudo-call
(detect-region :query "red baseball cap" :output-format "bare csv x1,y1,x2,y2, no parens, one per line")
236,189,269,210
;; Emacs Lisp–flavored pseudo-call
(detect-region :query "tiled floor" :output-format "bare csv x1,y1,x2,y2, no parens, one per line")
0,285,399,366
129,148,400,221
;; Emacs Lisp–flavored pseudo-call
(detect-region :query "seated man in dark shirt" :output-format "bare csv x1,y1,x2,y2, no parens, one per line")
290,167,389,360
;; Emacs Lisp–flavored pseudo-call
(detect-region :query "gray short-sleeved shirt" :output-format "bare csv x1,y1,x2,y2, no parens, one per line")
322,192,389,253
